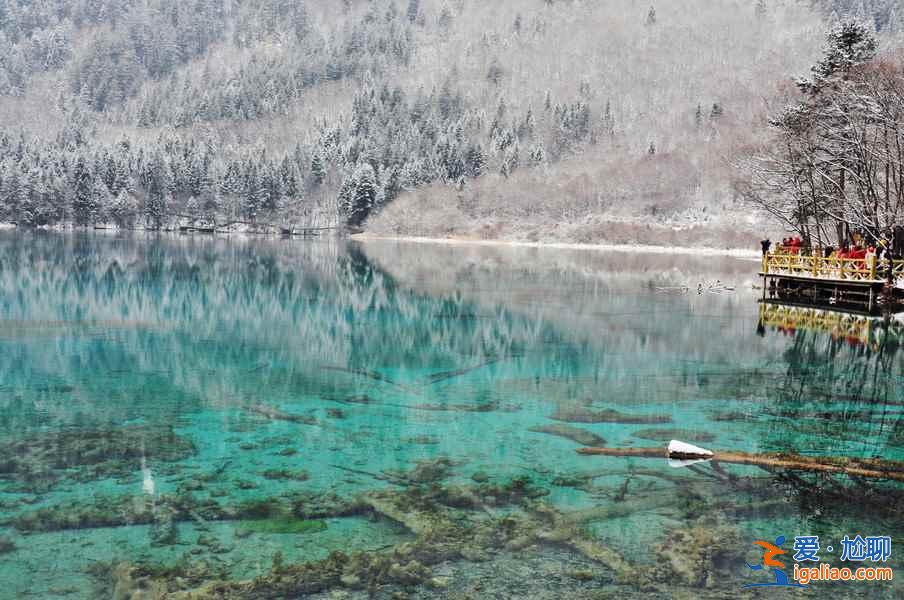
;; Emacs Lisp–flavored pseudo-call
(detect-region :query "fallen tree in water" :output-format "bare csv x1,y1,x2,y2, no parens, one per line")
576,442,904,482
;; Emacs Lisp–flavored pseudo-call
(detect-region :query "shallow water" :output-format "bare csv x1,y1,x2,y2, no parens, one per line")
0,231,901,599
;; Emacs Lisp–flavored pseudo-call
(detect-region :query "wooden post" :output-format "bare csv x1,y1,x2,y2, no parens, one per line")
840,259,847,280
762,254,769,275
869,254,877,280
812,251,819,277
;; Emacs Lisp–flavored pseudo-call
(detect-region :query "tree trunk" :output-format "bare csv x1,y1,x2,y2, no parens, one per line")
576,446,904,482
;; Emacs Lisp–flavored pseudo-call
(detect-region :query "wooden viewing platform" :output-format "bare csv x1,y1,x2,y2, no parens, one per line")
760,253,904,313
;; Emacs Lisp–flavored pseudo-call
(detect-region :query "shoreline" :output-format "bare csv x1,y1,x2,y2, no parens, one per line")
0,225,762,259
353,234,762,258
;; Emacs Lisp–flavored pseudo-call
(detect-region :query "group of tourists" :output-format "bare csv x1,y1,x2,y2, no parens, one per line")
761,236,899,262
826,245,874,261
759,233,904,284
777,236,805,254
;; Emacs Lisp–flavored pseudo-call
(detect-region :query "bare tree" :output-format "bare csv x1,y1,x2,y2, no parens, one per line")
737,22,904,248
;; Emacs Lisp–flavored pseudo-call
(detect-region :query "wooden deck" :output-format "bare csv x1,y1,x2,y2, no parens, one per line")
760,253,904,285
760,253,904,313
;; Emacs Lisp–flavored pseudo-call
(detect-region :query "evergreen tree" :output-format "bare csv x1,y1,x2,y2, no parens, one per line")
281,156,300,199
337,174,355,221
347,162,376,226
245,165,263,221
1,168,21,224
90,178,111,224
311,151,326,187
530,143,547,165
603,100,615,136
109,189,137,229
810,20,877,85
144,154,169,229
518,106,536,140
381,164,402,204
487,60,504,85
406,0,420,23
755,0,767,19
438,5,454,31
18,170,39,226
71,156,94,226
505,144,520,174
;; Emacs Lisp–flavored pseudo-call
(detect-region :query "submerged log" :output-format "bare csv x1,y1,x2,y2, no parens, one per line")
423,358,500,385
528,424,606,446
321,366,416,392
409,401,519,413
247,404,319,426
551,407,671,424
576,445,904,482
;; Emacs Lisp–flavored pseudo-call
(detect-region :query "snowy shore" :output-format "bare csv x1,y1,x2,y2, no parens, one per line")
353,233,761,259
0,224,762,258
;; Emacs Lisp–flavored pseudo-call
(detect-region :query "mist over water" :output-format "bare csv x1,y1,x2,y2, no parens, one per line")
0,231,901,598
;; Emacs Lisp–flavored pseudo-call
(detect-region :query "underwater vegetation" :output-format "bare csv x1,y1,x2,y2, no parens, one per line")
0,536,15,554
238,517,327,535
630,429,716,443
645,524,746,589
893,421,904,447
15,424,885,599
88,477,552,597
6,488,365,536
246,404,319,426
383,458,458,485
260,469,309,481
528,423,606,446
402,434,441,445
550,407,672,425
78,462,838,599
409,401,519,413
0,426,195,493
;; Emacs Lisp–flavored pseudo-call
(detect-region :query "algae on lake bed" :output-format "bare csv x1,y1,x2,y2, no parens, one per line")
239,517,328,535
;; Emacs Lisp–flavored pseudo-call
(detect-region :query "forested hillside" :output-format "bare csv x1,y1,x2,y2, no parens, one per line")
0,1,894,245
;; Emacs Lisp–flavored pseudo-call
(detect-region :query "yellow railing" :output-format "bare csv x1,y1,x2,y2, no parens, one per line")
761,252,904,283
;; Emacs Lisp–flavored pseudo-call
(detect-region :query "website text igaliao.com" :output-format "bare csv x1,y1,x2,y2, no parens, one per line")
793,563,894,585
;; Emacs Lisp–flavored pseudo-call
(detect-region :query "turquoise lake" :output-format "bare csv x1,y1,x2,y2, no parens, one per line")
0,231,901,599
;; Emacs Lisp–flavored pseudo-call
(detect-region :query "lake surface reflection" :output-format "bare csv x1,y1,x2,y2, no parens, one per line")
0,231,900,599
